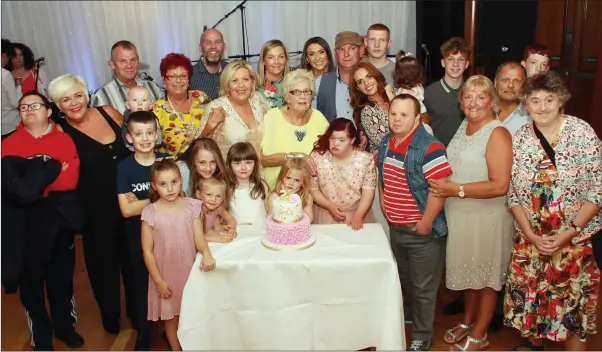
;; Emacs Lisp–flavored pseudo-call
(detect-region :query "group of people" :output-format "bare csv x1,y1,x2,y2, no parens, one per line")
1,21,601,352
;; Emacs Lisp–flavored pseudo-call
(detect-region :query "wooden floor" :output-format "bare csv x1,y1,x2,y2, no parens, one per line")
2,236,602,351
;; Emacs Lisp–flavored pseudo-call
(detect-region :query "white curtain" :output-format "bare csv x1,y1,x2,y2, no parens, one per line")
1,1,416,92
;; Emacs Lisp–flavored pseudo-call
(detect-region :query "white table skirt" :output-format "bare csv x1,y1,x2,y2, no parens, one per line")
178,223,405,350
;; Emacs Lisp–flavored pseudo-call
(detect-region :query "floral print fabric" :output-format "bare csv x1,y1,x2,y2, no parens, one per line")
504,115,602,341
257,78,285,108
152,90,210,157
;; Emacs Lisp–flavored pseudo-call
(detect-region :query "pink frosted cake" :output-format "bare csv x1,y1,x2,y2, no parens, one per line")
262,192,315,251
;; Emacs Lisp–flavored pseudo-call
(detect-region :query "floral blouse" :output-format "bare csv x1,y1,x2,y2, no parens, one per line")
310,149,377,212
257,77,285,108
152,90,210,157
507,115,602,243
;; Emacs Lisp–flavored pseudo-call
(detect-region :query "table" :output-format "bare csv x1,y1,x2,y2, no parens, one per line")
178,223,405,350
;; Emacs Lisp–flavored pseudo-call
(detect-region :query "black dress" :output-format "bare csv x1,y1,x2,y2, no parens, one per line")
59,106,131,329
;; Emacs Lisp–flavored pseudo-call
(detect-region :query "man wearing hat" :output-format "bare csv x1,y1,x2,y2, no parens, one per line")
314,31,362,122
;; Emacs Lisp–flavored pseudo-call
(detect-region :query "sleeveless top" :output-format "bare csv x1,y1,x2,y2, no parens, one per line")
230,187,267,228
59,106,130,222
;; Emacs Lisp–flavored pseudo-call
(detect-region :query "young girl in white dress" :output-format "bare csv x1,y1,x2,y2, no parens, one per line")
225,142,270,229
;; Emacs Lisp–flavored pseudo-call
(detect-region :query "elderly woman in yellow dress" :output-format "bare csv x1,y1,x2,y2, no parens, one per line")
199,59,270,159
260,69,329,191
504,71,602,351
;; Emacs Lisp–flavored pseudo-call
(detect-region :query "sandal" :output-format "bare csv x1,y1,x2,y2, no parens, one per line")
451,334,490,351
444,323,473,344
511,339,544,351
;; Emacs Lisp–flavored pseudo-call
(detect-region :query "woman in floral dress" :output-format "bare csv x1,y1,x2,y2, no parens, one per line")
256,40,290,108
504,72,602,351
152,53,213,157
309,118,376,229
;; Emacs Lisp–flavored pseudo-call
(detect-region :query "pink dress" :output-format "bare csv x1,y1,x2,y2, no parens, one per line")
203,205,225,232
141,197,203,321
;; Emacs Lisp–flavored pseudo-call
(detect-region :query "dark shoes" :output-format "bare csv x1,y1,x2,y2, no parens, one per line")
33,343,55,351
55,329,85,348
102,318,121,335
134,334,150,351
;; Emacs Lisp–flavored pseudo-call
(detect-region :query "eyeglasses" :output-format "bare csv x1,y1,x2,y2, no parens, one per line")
289,90,313,97
165,74,189,82
19,102,47,112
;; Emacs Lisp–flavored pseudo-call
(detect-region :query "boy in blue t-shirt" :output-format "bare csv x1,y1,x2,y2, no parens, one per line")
116,111,169,350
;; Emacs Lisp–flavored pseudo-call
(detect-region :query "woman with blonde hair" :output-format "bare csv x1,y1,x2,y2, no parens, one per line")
48,74,130,335
199,59,269,159
256,39,290,108
429,75,513,351
260,68,329,190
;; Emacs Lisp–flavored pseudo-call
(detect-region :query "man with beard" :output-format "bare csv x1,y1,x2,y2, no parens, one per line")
190,28,227,100
91,41,163,114
494,61,531,136
423,37,470,147
364,23,394,84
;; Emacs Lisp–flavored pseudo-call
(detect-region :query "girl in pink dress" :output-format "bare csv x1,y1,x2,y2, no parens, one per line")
194,177,238,243
141,159,216,351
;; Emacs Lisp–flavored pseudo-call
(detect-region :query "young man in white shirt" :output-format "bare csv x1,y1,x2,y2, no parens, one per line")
2,38,22,139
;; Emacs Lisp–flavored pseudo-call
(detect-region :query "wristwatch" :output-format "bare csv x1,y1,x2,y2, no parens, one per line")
571,222,583,233
458,185,465,199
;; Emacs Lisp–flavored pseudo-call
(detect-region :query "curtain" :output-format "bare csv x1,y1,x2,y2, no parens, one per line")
1,1,416,92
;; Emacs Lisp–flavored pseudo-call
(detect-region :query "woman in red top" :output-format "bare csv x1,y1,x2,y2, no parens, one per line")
6,43,50,98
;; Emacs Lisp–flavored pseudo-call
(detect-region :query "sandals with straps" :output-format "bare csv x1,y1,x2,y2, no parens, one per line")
444,323,473,344
451,334,490,351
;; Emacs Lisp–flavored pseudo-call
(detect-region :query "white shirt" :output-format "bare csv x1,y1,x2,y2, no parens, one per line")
500,103,532,137
1,67,22,135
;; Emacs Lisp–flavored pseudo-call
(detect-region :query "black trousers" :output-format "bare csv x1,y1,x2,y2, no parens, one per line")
124,226,150,339
19,230,77,348
82,222,131,327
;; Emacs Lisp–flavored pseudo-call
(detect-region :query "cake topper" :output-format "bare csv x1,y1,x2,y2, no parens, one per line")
279,189,300,203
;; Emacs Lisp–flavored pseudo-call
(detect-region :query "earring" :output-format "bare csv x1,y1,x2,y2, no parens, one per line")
58,111,66,119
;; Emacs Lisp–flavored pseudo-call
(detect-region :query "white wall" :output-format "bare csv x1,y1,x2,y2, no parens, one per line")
1,1,416,91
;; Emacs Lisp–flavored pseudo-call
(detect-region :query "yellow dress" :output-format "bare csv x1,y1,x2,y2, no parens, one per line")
260,107,330,191
152,90,210,157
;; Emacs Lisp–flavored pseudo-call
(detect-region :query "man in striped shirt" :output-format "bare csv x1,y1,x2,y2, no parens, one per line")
90,41,163,114
376,94,452,351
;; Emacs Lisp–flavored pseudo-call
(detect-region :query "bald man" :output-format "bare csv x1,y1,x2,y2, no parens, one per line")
190,28,228,99
494,60,532,136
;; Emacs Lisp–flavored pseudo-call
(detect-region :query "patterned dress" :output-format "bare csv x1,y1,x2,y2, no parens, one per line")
310,149,377,224
257,77,285,108
198,93,269,160
359,104,389,156
152,90,210,157
504,115,602,342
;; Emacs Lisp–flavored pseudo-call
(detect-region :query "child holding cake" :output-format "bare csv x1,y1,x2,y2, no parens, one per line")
141,159,216,351
225,142,269,228
195,177,238,243
266,158,314,222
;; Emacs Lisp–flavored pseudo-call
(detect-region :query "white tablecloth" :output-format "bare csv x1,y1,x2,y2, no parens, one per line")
178,223,405,350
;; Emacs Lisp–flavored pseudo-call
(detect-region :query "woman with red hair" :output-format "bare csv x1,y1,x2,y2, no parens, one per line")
309,118,376,229
152,53,224,157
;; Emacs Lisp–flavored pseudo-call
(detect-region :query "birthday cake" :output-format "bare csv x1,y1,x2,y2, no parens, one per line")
262,191,315,251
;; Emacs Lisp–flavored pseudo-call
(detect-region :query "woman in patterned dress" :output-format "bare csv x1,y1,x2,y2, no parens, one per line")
199,60,270,160
309,118,376,229
503,72,602,351
152,53,221,157
429,75,514,351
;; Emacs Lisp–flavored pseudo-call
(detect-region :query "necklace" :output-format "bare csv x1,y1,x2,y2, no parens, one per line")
286,107,309,142
167,95,188,123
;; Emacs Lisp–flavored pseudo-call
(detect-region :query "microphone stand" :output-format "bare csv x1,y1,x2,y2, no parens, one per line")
33,60,43,93
212,0,250,60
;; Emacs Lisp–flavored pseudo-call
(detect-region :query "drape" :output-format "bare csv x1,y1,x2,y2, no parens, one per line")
1,1,416,92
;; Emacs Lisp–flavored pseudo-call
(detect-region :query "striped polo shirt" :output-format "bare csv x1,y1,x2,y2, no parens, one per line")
90,76,164,114
382,127,452,225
